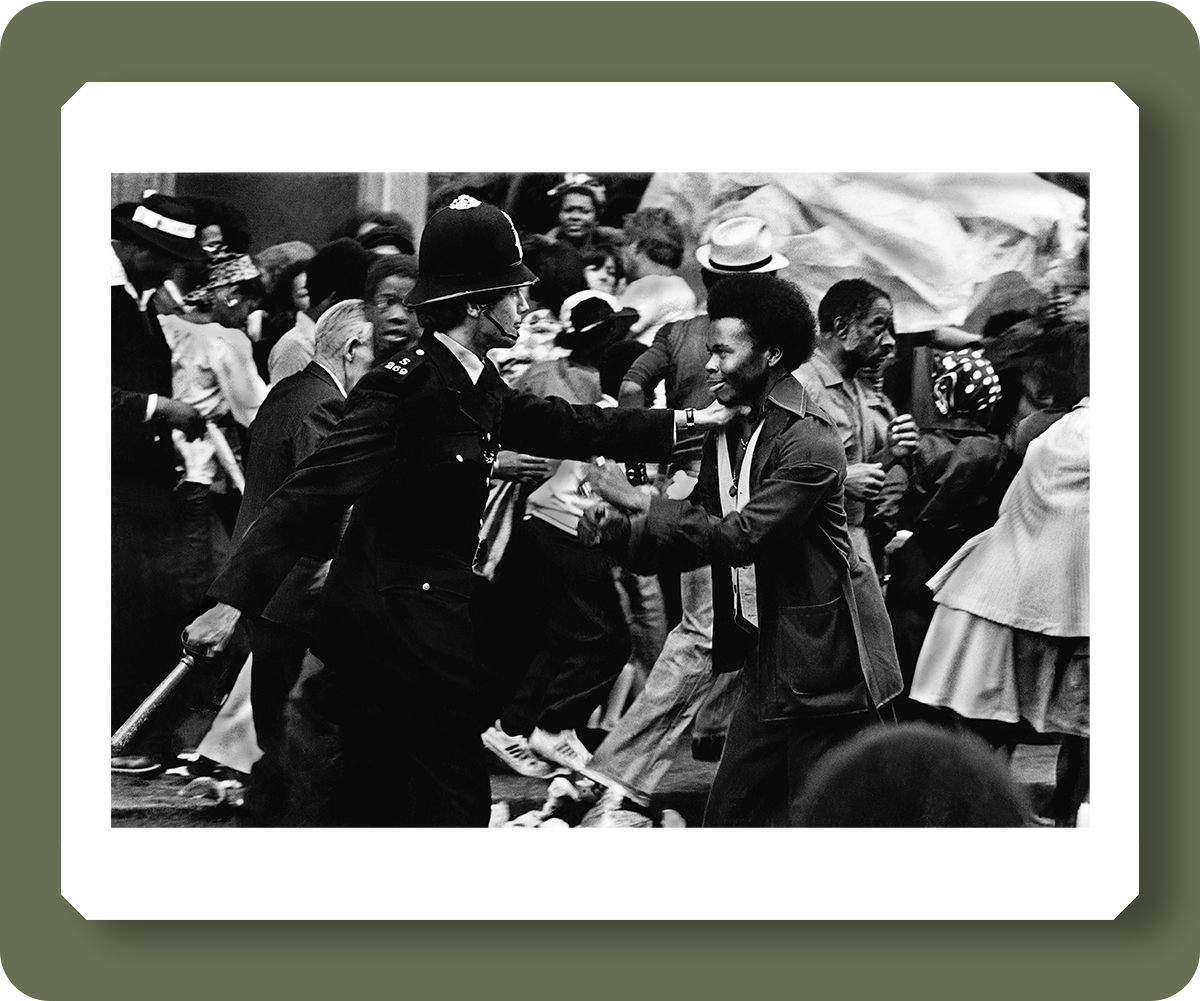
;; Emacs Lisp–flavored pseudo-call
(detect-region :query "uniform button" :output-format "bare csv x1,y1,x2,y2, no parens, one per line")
416,348,425,356
455,454,463,462
422,582,431,591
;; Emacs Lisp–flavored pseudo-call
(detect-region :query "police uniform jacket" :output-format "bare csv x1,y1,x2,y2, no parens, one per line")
209,331,674,720
624,374,903,721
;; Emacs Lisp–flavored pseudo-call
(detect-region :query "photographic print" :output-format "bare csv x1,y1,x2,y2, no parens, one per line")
65,80,1136,921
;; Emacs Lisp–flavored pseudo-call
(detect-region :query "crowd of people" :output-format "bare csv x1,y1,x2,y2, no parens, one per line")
110,173,1091,829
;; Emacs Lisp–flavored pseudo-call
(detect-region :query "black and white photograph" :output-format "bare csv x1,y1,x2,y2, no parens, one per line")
66,81,1136,920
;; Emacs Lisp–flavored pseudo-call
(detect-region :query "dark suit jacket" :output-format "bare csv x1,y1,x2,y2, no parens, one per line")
233,360,346,630
209,331,675,721
627,374,903,720
111,286,176,493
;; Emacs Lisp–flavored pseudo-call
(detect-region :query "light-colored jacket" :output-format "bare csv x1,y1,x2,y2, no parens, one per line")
928,400,1089,636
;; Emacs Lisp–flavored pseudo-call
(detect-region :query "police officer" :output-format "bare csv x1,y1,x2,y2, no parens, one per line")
185,196,738,826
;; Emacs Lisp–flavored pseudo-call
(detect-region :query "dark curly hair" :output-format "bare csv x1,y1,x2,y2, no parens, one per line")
817,278,891,335
181,196,252,253
707,274,817,371
364,254,419,302
307,238,371,310
524,241,588,314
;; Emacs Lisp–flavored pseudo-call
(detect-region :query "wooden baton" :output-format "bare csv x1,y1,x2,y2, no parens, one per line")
110,642,205,755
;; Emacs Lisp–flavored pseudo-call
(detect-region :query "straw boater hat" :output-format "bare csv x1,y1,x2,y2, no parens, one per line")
695,216,789,274
405,195,538,307
111,193,207,263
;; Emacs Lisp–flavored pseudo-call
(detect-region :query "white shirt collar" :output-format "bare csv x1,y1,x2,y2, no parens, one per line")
433,332,484,385
311,357,348,398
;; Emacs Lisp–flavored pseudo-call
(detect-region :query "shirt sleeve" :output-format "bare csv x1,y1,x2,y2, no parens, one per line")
210,333,270,427
498,388,675,464
629,419,845,572
622,321,673,395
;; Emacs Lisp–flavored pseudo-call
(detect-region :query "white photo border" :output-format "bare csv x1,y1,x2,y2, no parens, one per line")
65,81,1138,920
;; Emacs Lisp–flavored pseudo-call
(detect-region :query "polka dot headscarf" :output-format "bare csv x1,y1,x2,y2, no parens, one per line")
932,348,1002,418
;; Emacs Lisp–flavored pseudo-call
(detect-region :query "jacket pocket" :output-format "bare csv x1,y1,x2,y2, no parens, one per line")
377,558,474,600
421,432,483,468
774,597,862,698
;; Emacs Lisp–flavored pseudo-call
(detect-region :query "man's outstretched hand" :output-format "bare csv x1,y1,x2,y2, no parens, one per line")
578,502,632,550
584,462,651,514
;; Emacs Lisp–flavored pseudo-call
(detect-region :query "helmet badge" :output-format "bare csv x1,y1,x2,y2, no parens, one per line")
448,194,482,211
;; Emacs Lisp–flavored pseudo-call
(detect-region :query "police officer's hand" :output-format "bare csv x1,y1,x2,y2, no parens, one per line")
578,502,631,549
690,399,750,428
184,602,242,657
157,398,206,441
492,450,558,483
887,414,919,460
585,461,651,514
845,462,886,502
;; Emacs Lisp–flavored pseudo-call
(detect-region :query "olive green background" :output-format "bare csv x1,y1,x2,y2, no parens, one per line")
1,2,1193,998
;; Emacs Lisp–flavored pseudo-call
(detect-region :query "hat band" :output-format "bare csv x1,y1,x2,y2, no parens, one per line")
707,253,775,272
133,205,197,240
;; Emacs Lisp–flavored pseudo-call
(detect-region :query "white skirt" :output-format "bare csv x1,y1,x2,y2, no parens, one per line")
911,605,1089,737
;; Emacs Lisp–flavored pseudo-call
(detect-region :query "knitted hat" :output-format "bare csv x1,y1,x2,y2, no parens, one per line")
254,241,315,294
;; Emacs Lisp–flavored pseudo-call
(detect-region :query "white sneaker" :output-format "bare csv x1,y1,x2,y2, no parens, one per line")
481,723,563,779
528,727,594,774
528,729,654,805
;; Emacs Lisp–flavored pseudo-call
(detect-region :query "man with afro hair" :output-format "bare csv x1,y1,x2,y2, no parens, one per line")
582,273,903,826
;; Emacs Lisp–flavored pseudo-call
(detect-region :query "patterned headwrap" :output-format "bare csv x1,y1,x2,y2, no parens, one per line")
932,348,1002,418
183,248,262,306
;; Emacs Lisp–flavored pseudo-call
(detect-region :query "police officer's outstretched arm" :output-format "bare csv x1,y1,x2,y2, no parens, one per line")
197,379,410,635
497,390,738,464
498,388,674,463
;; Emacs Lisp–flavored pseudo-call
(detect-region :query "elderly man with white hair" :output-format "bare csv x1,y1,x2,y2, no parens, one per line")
222,298,374,824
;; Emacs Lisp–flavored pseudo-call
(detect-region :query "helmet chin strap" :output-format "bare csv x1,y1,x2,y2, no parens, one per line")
480,306,511,339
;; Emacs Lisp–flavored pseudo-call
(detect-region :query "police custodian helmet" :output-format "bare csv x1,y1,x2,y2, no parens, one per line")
404,195,538,307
